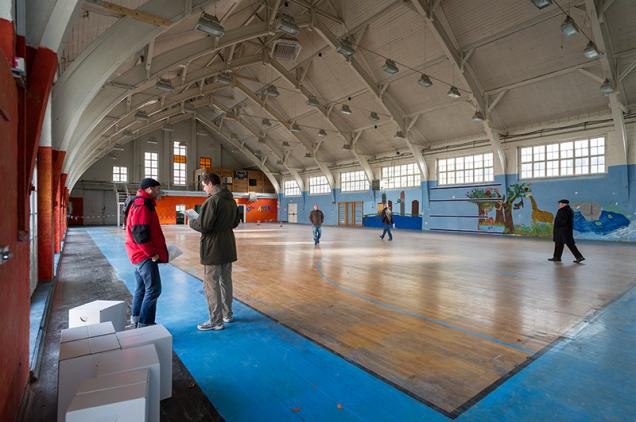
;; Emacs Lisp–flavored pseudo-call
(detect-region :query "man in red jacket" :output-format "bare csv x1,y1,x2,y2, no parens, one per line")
125,178,168,327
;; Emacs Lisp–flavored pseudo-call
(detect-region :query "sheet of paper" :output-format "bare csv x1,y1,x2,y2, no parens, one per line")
185,209,199,220
167,245,183,262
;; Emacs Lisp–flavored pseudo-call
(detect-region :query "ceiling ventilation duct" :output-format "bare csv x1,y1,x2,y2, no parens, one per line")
271,37,302,61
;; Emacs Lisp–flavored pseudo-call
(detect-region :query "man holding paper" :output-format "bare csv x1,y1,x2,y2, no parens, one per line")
189,173,240,331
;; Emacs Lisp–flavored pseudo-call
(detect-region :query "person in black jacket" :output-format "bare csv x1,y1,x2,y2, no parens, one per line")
549,199,585,263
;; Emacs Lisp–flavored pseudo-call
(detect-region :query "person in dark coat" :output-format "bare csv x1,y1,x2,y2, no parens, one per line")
549,199,585,263
379,205,393,241
189,173,240,331
309,204,325,245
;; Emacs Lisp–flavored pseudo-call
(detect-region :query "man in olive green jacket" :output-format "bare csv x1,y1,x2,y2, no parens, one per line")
189,173,240,331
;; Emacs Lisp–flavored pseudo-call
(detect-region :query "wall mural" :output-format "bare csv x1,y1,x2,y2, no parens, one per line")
466,183,632,239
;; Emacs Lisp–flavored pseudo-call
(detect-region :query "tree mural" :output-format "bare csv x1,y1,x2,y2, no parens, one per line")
466,183,531,233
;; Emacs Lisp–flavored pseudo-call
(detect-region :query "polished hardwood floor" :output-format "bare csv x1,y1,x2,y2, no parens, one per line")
137,223,635,414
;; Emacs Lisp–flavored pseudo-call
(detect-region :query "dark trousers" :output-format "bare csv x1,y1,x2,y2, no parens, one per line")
132,259,162,325
553,241,583,260
381,223,393,240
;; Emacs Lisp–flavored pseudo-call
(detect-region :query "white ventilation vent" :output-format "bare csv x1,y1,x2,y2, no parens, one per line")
271,38,302,61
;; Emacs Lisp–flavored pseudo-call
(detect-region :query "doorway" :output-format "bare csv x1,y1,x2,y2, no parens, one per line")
287,203,298,223
338,201,363,227
237,204,246,223
176,204,186,224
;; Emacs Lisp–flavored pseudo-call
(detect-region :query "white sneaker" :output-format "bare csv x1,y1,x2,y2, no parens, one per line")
197,320,224,331
223,316,234,323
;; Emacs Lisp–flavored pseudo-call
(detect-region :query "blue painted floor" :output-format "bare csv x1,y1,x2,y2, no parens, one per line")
85,227,636,421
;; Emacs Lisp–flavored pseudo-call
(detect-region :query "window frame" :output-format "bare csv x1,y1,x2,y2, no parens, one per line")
283,180,301,196
380,163,419,190
173,142,187,186
309,175,331,195
519,136,606,180
437,152,495,186
144,152,158,179
340,170,370,192
112,165,128,183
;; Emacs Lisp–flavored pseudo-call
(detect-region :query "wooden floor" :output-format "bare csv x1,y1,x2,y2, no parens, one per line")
152,223,635,415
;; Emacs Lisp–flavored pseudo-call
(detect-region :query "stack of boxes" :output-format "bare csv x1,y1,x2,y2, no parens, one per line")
58,301,173,421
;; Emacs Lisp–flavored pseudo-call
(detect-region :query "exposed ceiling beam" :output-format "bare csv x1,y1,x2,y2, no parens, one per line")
83,0,173,26
234,80,335,188
196,110,281,192
584,0,628,165
486,61,599,95
313,20,429,180
212,101,304,191
409,0,506,176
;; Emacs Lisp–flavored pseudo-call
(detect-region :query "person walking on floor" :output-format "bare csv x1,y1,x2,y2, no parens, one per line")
309,204,325,245
549,199,585,263
190,173,240,331
124,178,168,328
379,205,393,241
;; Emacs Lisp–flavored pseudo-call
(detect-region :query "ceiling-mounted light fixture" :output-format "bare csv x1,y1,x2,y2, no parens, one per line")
418,74,433,88
472,111,484,121
196,13,225,37
306,95,320,107
531,0,552,9
282,141,290,147
336,38,355,58
583,41,600,59
369,111,380,122
262,118,272,127
156,79,174,92
395,130,405,138
276,13,300,36
340,104,352,115
383,58,399,75
123,129,133,136
342,143,352,150
258,137,266,143
318,129,327,137
112,147,124,151
290,122,301,132
304,152,313,158
216,72,233,84
447,86,461,98
600,78,614,95
560,16,578,37
135,110,150,121
265,85,280,97
146,138,158,144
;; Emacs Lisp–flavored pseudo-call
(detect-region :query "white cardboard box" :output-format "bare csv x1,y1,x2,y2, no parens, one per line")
59,334,120,360
57,333,123,421
116,324,172,400
57,354,99,422
68,300,126,331
66,368,149,422
60,321,115,343
96,344,161,422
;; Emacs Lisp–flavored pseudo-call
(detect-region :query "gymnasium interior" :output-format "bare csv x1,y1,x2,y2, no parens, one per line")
1,0,635,420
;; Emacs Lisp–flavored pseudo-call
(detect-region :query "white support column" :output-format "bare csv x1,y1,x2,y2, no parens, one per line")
584,0,628,165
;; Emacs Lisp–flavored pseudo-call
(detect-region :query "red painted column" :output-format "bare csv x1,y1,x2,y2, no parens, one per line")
37,146,54,280
59,173,68,244
52,150,65,253
26,48,57,199
0,18,14,64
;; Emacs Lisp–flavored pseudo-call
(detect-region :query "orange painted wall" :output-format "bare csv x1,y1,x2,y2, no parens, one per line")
155,195,278,225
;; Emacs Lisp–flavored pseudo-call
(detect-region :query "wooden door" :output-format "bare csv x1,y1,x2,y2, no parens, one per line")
69,197,84,226
338,202,363,227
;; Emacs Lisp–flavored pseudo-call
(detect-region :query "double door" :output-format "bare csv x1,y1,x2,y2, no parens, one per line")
338,201,363,227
